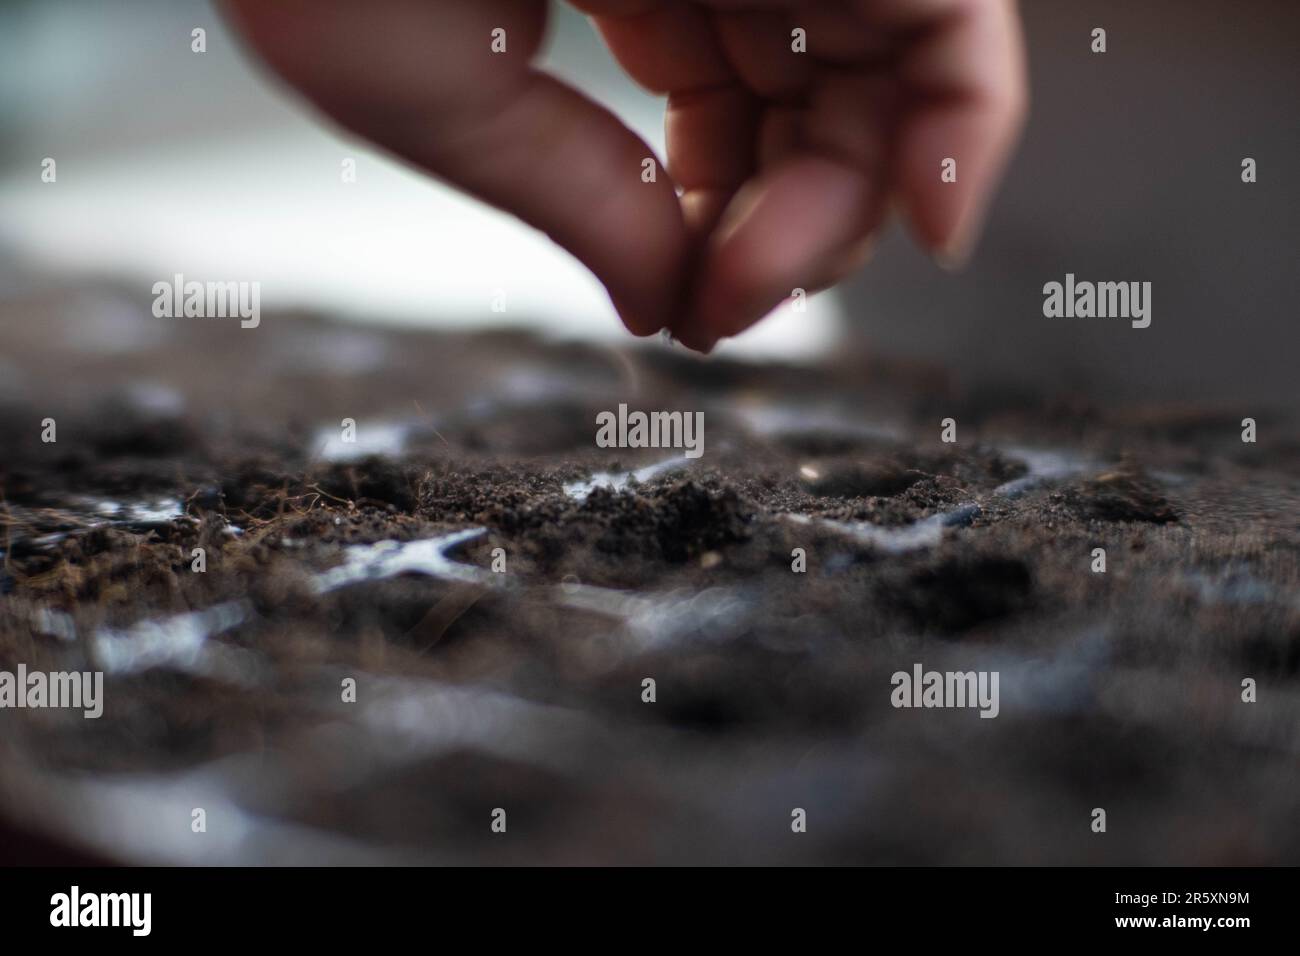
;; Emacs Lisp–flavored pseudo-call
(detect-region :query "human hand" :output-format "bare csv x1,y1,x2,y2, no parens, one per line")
223,0,1026,352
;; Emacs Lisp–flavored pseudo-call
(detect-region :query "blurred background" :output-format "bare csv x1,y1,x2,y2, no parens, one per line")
0,0,1296,399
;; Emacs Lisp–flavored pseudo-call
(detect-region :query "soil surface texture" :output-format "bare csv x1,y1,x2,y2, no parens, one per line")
1,285,1297,864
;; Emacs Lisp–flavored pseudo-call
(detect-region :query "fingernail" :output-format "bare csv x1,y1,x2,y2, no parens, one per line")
682,334,718,356
935,236,972,272
935,208,987,272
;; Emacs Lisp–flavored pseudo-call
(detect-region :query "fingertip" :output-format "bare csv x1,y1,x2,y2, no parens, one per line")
688,156,885,341
609,294,667,338
934,239,973,272
664,304,720,354
685,257,756,344
674,329,719,355
895,131,989,269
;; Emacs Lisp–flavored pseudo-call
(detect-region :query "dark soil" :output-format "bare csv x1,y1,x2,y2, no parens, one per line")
1,283,1297,865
